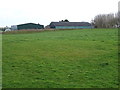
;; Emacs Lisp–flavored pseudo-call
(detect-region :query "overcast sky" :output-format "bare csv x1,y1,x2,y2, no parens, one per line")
0,0,119,27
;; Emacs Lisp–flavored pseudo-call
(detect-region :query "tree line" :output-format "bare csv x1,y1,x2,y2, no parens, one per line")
92,12,120,28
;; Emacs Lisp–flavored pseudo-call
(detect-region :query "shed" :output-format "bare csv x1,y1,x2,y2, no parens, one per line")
49,22,93,29
17,23,44,30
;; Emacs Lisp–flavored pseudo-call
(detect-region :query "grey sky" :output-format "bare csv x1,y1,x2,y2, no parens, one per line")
0,0,119,27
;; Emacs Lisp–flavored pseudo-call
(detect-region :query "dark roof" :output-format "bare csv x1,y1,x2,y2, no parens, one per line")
50,22,92,26
17,23,42,26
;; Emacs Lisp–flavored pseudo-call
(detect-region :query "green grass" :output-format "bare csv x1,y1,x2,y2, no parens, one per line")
0,33,2,89
2,29,118,88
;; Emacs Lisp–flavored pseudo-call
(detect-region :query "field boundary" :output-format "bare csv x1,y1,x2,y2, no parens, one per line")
1,29,86,34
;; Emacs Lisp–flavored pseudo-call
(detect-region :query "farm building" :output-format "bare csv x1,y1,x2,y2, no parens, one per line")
49,22,93,29
11,23,44,30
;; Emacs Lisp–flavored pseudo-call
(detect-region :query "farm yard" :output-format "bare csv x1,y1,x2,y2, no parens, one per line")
2,29,118,88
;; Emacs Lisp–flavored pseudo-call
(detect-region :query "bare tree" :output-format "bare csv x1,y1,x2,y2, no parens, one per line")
92,13,119,28
93,14,105,28
115,11,120,27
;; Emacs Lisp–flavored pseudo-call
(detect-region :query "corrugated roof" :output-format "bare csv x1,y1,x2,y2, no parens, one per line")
17,23,41,26
50,22,92,26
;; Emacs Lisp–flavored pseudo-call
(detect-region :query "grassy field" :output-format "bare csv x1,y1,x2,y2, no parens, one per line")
0,33,2,89
2,29,118,88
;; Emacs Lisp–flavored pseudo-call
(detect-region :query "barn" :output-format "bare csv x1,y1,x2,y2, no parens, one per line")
49,22,93,29
11,23,44,30
17,23,44,30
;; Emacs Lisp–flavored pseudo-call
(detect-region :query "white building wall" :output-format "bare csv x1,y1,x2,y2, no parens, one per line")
11,25,17,30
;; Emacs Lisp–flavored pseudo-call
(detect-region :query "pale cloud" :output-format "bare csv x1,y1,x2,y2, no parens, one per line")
0,0,119,27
